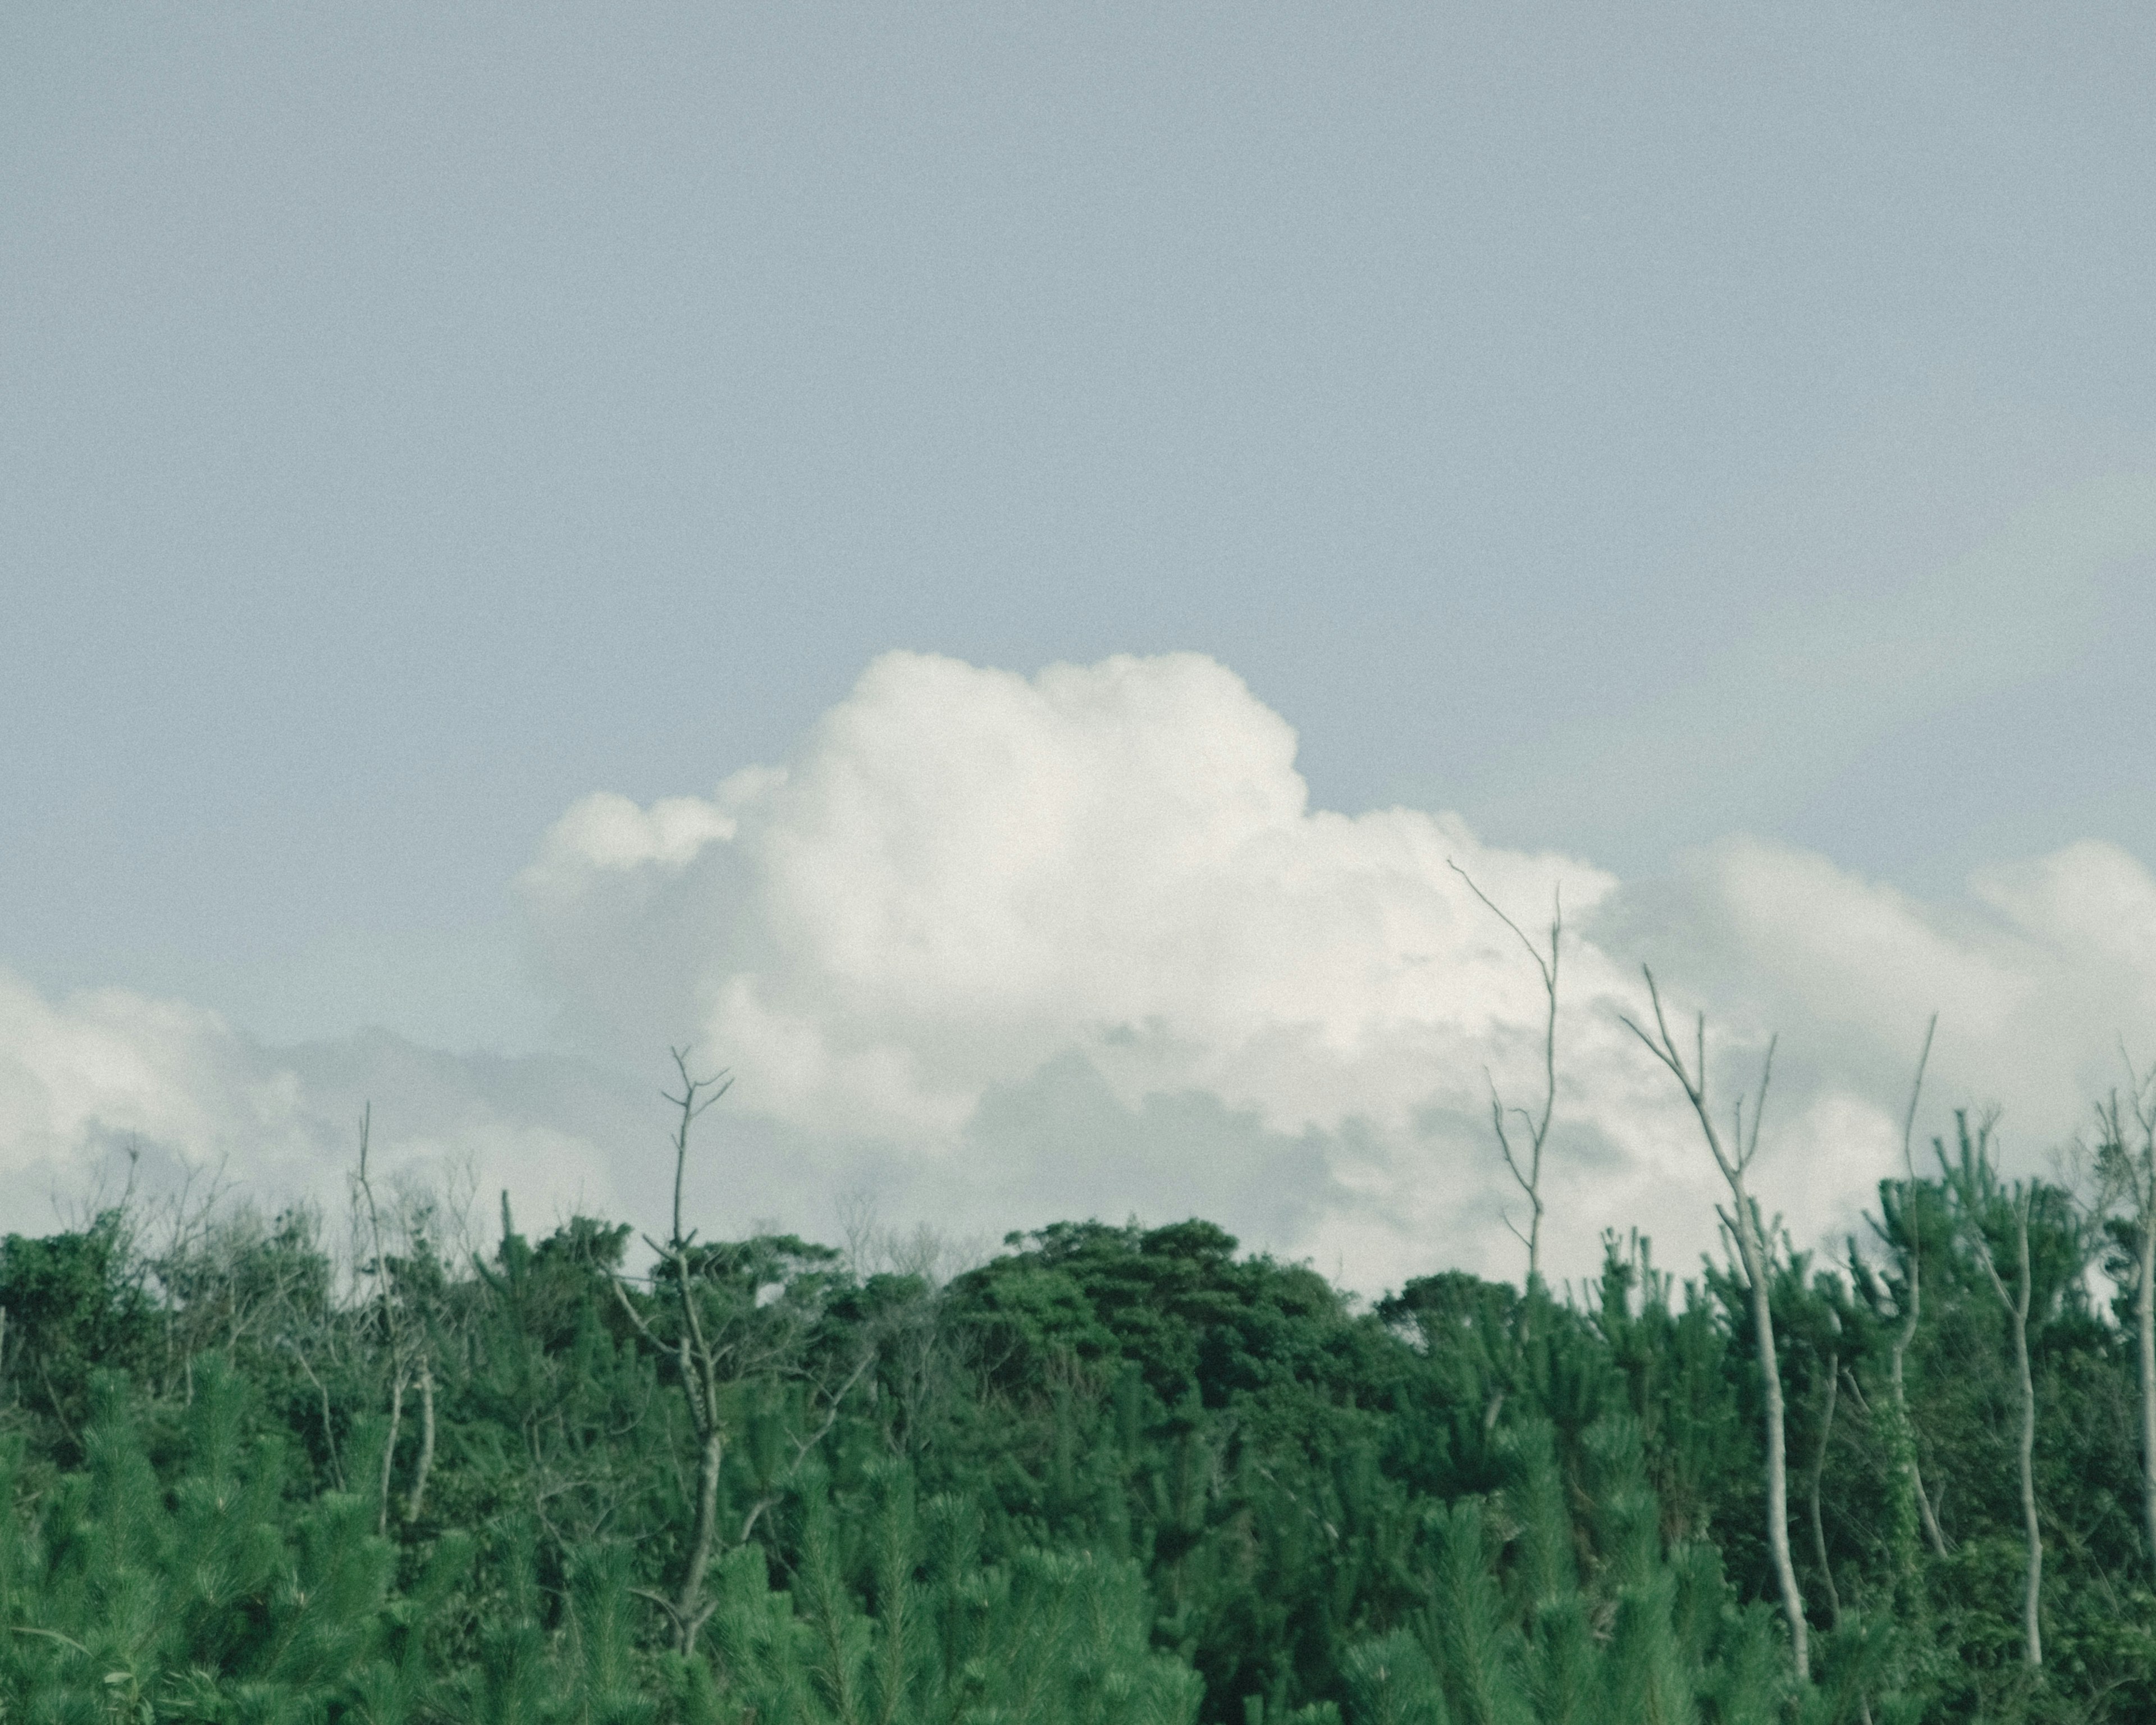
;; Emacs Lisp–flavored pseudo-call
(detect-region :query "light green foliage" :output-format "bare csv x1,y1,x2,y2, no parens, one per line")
1334,1420,1796,1725
701,1467,1200,1725
1344,1633,1446,1725
0,1362,408,1721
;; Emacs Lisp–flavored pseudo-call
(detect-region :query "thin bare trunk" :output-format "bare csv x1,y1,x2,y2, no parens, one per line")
378,1367,404,1539
1945,1126,2043,1672
1809,1353,1842,1630
2140,1210,2156,1577
1450,862,1560,1295
674,1426,725,1640
1889,1336,1951,1559
354,1103,416,1539
1623,971,1808,1682
609,1051,737,1655
286,1339,344,1491
614,1051,870,1655
404,1362,436,1524
1735,1195,1808,1680
2120,1066,2156,1580
2008,1201,2042,1669
1889,1017,1949,1559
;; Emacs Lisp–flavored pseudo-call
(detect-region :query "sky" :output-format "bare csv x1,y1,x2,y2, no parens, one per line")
5,2,2156,1290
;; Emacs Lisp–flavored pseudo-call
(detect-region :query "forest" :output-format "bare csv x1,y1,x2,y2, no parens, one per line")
5,1031,2156,1725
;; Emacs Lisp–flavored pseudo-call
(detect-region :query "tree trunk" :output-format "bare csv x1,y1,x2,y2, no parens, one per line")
1620,978,1808,1684
1732,1198,1810,1682
1888,1330,1950,1559
2009,1207,2042,1670
404,1361,435,1524
1808,1354,1842,1629
1887,1016,1948,1562
1945,1133,2045,1672
377,1367,404,1538
673,1425,725,1651
2140,1206,2156,1580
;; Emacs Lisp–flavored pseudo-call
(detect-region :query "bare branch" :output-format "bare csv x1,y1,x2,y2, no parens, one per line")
1903,1016,1938,1181
1741,1036,1778,1171
1936,1114,2044,1666
1447,859,1556,991
1620,968,1743,1191
664,1046,732,1251
1886,1012,1948,1559
607,1268,661,1348
1484,1070,1532,1194
1623,966,1806,1681
1451,860,1561,1290
2116,1041,2156,1584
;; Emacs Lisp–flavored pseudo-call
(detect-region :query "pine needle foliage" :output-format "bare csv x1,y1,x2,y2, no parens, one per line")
4,1135,2156,1723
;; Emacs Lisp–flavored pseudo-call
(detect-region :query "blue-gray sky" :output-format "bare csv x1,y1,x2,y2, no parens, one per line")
6,4,2155,1280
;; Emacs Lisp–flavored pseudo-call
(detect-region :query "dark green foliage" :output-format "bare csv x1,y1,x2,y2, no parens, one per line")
0,1211,158,1461
2,1144,2154,1724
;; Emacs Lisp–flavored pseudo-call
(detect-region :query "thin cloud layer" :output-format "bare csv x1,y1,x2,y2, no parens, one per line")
0,971,646,1243
1468,469,2156,862
7,650,2156,1292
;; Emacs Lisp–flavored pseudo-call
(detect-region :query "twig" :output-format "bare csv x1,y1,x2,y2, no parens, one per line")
1449,860,1561,1293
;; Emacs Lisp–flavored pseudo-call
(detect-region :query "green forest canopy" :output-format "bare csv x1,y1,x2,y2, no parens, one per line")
3,1090,2156,1724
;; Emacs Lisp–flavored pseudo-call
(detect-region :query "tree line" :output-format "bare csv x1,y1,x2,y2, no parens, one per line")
3,1009,2156,1720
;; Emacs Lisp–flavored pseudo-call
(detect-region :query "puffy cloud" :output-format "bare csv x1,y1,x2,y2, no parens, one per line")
520,652,1642,1283
1604,832,2156,1162
532,657,1592,1105
520,650,2156,1288
11,649,2156,1293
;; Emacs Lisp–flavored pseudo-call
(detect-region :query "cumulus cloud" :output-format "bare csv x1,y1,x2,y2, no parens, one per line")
1596,833,2156,1174
513,649,2156,1289
518,652,1635,1281
10,649,2156,1293
526,654,1613,1137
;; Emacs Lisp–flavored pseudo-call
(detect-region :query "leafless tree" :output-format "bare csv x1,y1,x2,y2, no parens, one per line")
2094,1052,2156,1583
351,1106,437,1533
609,1051,873,1655
1884,1016,1951,1559
1807,1314,1843,1631
1449,860,1560,1293
615,1055,734,1652
1938,1112,2044,1670
1620,968,1808,1682
836,1194,985,1460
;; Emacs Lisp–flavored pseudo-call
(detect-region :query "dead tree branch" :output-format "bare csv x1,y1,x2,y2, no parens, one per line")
1621,966,1808,1682
1938,1114,2044,1671
1888,1016,1951,1559
1449,859,1560,1293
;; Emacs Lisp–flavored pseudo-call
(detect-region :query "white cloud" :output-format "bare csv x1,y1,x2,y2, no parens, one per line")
520,649,2156,1288
0,973,645,1246
519,651,1643,1283
0,972,311,1196
11,649,2156,1293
